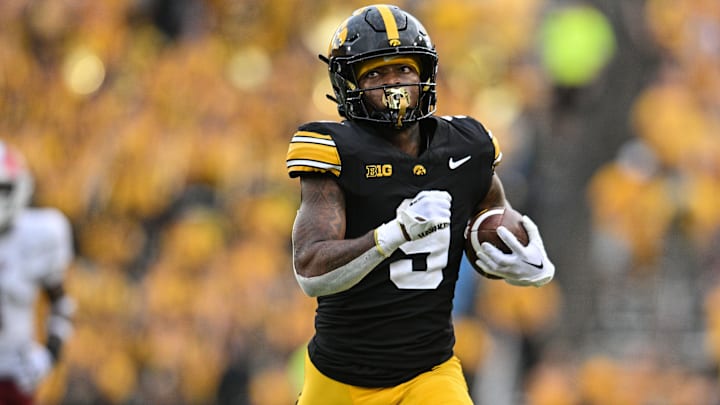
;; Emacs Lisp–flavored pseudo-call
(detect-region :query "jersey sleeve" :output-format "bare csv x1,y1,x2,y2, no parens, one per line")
36,209,74,286
286,126,342,178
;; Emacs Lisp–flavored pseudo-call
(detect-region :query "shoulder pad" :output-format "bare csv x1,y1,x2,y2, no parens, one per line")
441,115,502,166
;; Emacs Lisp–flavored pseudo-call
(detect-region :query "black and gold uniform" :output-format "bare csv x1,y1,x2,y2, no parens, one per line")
286,115,501,387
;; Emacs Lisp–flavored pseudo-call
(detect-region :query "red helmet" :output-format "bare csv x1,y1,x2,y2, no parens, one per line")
0,141,33,229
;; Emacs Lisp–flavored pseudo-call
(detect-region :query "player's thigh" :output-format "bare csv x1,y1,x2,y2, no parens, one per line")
296,353,404,405
296,352,354,405
401,355,473,405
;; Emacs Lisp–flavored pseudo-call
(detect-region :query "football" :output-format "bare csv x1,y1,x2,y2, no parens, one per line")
464,207,529,278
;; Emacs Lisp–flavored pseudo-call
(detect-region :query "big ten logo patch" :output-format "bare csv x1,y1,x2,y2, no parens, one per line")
366,164,392,178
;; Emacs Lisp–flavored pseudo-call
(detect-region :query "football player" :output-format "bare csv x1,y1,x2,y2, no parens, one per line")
286,5,554,404
0,141,75,405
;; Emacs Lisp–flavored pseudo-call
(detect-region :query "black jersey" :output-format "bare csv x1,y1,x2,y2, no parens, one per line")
286,115,501,387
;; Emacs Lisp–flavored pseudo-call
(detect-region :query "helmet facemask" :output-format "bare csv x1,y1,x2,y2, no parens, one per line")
345,81,434,129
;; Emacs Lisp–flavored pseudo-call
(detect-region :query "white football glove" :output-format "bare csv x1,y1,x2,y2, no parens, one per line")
375,190,452,256
474,215,555,286
13,343,54,394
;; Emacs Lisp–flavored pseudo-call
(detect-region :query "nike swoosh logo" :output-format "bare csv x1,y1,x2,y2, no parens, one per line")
522,259,544,269
448,155,471,170
522,245,544,269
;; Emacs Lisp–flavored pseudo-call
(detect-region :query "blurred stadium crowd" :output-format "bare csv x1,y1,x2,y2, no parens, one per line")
0,0,719,404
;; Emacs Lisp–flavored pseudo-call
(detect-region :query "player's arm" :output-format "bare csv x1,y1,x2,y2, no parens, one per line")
292,175,376,279
26,211,75,386
12,282,74,394
473,174,555,286
292,175,451,297
43,283,75,362
42,212,76,360
475,174,510,213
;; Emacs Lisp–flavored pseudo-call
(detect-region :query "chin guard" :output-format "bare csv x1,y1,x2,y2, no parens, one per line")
382,88,411,128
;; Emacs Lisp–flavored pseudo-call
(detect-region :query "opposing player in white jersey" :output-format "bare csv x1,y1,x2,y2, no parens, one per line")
0,141,75,405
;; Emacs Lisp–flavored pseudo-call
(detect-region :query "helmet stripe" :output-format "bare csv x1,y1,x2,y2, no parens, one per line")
376,5,400,46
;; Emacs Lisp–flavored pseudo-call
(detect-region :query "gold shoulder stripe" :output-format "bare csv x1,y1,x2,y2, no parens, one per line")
376,5,400,46
287,142,339,165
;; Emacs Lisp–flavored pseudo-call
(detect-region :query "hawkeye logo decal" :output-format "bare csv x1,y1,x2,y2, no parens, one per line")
329,23,348,53
413,165,427,176
366,164,393,178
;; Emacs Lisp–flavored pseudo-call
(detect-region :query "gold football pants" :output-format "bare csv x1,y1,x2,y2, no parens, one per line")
296,352,473,405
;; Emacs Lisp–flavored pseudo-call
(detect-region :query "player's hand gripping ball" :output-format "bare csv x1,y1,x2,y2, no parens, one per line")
464,207,529,279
